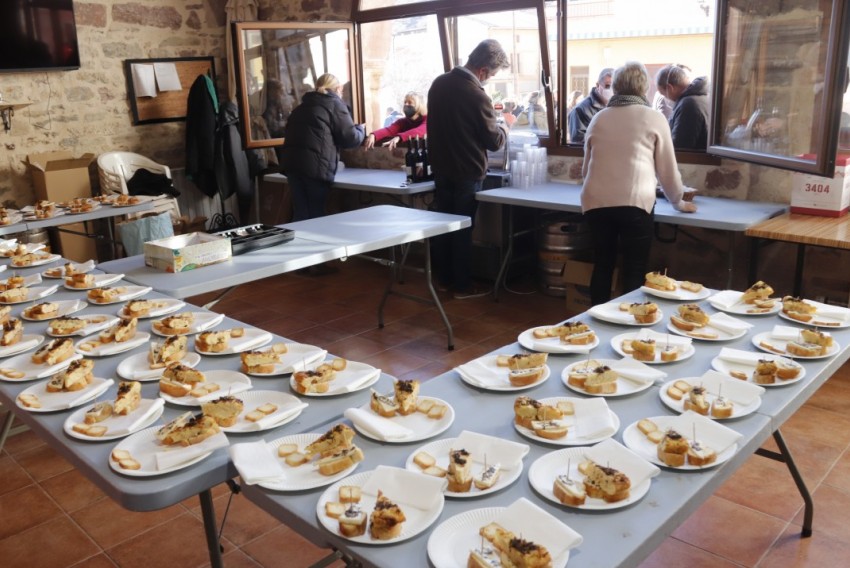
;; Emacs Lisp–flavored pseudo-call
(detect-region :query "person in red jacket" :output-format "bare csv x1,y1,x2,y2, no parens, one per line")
364,92,427,151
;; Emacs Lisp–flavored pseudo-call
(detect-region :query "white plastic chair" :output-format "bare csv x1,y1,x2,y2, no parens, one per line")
96,152,181,220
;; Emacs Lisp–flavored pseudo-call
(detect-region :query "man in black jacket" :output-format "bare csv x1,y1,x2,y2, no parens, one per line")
655,64,710,150
427,39,509,299
568,68,613,144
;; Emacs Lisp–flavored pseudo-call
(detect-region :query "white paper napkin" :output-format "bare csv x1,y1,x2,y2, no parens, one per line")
155,430,229,471
809,300,850,322
532,336,593,354
635,328,692,347
455,359,506,388
64,378,114,409
668,410,742,454
117,287,152,301
244,402,308,431
10,274,42,287
718,347,766,366
574,398,616,439
707,312,752,335
709,290,744,310
228,332,272,353
454,430,529,469
228,440,287,485
344,407,414,441
95,336,146,356
195,313,225,333
111,398,166,436
3,336,40,354
361,465,446,510
608,358,667,385
696,370,764,406
126,366,166,381
588,303,630,323
494,498,583,559
74,260,96,272
584,438,660,490
36,353,84,379
36,284,59,299
340,368,381,393
771,325,803,341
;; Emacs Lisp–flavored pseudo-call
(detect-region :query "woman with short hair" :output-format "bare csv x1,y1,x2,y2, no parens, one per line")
364,92,427,150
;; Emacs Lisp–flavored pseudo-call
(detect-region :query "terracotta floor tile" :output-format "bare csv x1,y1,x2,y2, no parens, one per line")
638,536,744,568
240,525,343,568
253,314,317,338
40,469,106,513
323,335,388,361
70,553,119,568
714,455,805,521
767,430,844,483
324,312,379,336
0,454,33,497
805,377,850,415
451,317,512,343
0,516,99,568
356,321,435,348
0,485,62,540
213,548,262,568
780,405,850,450
672,496,787,566
285,323,355,347
184,493,280,547
790,484,850,546
393,332,473,361
72,497,184,549
366,349,433,378
396,360,455,382
823,447,850,493
1,427,46,457
758,524,850,568
13,442,75,482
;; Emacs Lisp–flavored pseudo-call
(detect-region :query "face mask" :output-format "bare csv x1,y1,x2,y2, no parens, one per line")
600,87,613,101
402,105,416,118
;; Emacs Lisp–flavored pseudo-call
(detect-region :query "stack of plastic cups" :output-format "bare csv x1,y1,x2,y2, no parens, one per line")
510,146,548,188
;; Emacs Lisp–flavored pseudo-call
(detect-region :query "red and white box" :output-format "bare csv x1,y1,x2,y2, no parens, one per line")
791,155,850,217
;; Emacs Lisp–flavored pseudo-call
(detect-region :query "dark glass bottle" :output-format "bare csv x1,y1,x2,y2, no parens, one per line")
421,135,432,181
413,136,424,182
404,138,416,182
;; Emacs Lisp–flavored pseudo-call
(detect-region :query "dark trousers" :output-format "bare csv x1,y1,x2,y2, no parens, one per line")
287,173,332,221
585,205,654,305
432,174,483,292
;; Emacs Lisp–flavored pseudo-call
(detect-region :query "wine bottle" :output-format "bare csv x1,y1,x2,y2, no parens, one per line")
404,138,415,182
413,136,424,182
421,135,432,181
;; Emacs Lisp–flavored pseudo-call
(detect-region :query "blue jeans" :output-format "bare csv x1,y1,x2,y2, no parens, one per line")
432,174,483,292
287,173,332,221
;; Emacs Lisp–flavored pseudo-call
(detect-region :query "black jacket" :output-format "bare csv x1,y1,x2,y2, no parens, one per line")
185,74,219,198
568,88,605,143
281,91,364,182
670,76,710,150
215,101,252,210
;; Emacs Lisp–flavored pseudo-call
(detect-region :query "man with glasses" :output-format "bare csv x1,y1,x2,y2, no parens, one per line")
655,64,710,150
568,68,614,144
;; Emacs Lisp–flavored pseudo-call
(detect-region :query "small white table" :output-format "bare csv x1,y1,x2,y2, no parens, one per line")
265,168,435,207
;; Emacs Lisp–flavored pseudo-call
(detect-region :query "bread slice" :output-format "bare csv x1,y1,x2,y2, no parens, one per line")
660,346,680,361
369,491,406,540
742,281,773,304
473,463,501,490
24,302,59,320
801,329,833,349
630,339,656,361
316,445,364,476
678,303,710,326
0,318,22,346
240,348,281,373
196,330,230,353
644,271,676,291
123,299,164,318
114,381,141,415
413,451,436,469
304,424,355,458
687,441,717,466
0,287,28,303
337,506,367,537
158,412,219,446
293,366,336,394
65,273,95,289
339,485,361,504
781,295,817,315
505,353,548,370
149,336,188,368
84,401,113,424
628,302,659,323
325,501,345,519
48,317,87,335
153,312,194,335
711,396,734,418
201,395,245,427
162,361,205,385
585,365,618,394
513,396,543,428
46,358,92,392
683,386,710,416
531,420,569,439
657,430,689,467
583,461,631,502
87,287,125,303
370,390,399,417
394,379,420,415
447,449,472,492
99,317,137,343
786,341,823,357
508,367,545,387
637,418,658,436
553,475,587,506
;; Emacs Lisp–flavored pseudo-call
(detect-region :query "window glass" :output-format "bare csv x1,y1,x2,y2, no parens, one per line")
840,46,850,152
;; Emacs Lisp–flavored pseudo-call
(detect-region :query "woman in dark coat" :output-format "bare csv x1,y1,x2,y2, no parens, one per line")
281,73,365,220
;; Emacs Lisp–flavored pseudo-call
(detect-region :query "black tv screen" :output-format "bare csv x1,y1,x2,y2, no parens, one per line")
0,0,81,72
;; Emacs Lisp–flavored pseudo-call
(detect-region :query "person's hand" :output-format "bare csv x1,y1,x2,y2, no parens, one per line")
364,133,376,149
382,136,401,151
676,201,697,213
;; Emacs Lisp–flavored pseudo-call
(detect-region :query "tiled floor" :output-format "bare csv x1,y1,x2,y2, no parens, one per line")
2,258,849,567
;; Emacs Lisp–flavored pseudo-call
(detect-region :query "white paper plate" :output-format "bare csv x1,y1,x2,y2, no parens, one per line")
622,416,737,470
710,355,806,387
258,433,360,491
194,329,273,356
610,332,696,365
658,378,761,419
666,320,748,342
315,470,444,544
246,342,328,376
528,447,652,510
65,203,102,214
87,285,151,305
517,326,599,354
561,359,656,398
777,308,850,329
62,273,124,291
42,262,94,279
0,334,44,358
9,253,62,268
158,369,252,406
0,285,58,305
150,312,226,337
289,360,382,397
220,390,307,434
513,397,620,446
108,425,215,477
404,437,526,498
458,355,551,392
640,283,712,301
352,396,454,443
0,273,41,287
0,243,45,257
63,398,165,441
21,299,87,321
75,332,151,357
588,302,664,326
0,351,82,382
116,351,202,382
116,298,186,319
708,297,781,316
751,331,840,360
47,315,119,337
16,377,112,413
427,507,570,568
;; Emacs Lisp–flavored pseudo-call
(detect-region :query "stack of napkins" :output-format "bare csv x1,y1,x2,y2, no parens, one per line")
229,440,287,485
344,407,414,441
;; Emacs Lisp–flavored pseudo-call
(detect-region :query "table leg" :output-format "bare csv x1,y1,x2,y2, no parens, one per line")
202,286,238,310
0,410,15,453
493,205,515,302
198,488,224,568
794,244,806,297
755,429,813,537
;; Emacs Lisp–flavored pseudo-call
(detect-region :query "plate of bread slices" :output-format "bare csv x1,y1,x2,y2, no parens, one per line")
427,498,580,568
47,314,117,337
74,318,150,357
611,330,695,364
456,353,550,391
711,347,805,386
708,282,781,316
528,439,660,510
0,273,41,290
623,412,742,470
241,342,326,376
87,285,151,305
16,374,113,413
260,424,364,491
194,328,272,356
0,333,44,359
588,300,663,326
64,396,166,441
518,321,599,354
317,465,445,544
660,372,765,420
63,273,123,291
641,270,710,301
290,358,381,396
42,261,95,279
10,252,61,268
108,411,230,476
752,327,839,360
213,390,307,434
0,284,58,305
667,305,752,341
778,296,850,328
0,241,44,258
151,311,225,337
118,297,185,319
159,368,252,406
513,396,620,446
116,348,201,382
405,431,529,498
21,299,87,321
346,380,454,443
0,339,82,382
562,358,664,397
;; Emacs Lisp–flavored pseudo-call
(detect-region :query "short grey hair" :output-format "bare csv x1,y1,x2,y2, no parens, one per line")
597,68,614,84
613,62,649,97
467,39,510,74
655,64,691,89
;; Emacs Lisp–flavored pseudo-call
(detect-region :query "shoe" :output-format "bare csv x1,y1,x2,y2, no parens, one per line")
453,287,490,300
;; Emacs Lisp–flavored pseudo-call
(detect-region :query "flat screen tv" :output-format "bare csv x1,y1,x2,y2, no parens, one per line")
0,0,81,73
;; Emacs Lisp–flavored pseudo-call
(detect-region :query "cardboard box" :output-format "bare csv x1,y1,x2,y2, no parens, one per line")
791,155,850,217
563,259,619,314
144,232,231,273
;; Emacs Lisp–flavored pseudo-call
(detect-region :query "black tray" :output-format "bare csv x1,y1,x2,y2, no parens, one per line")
213,224,295,255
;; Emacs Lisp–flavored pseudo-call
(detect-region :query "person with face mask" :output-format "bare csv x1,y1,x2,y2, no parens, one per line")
568,68,614,144
364,92,428,151
655,63,709,150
